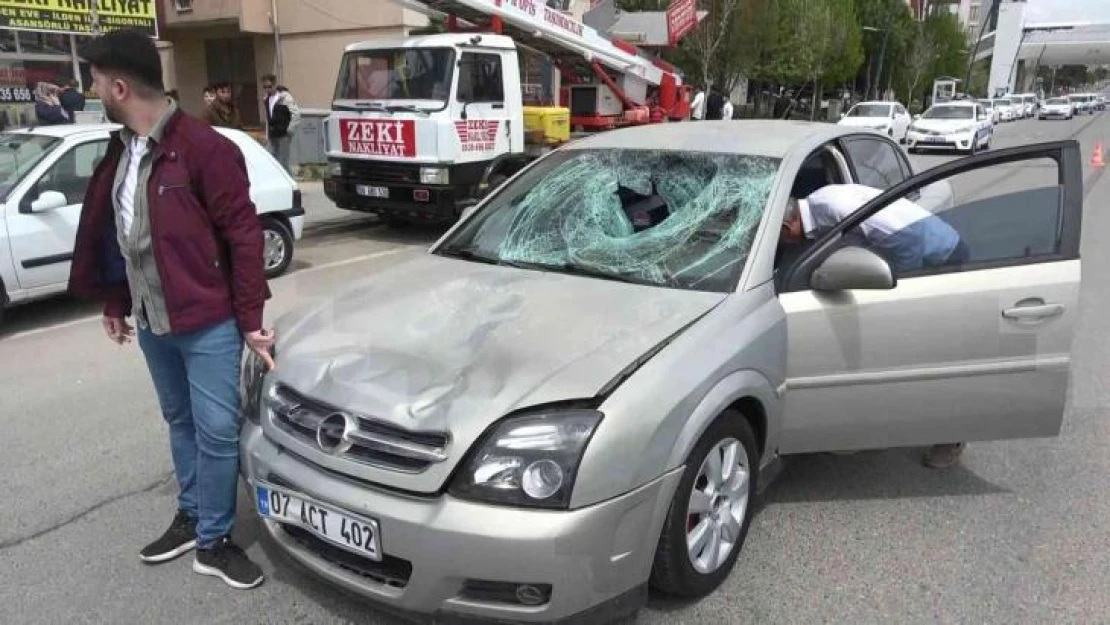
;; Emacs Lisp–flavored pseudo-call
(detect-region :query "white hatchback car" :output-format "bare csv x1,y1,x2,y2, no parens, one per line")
906,101,993,154
0,123,304,322
837,101,913,142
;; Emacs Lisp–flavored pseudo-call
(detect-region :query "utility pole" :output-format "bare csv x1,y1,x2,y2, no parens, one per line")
89,0,102,36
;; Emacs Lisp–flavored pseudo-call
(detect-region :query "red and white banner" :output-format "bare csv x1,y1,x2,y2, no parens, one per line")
339,119,416,157
455,120,500,153
666,0,697,47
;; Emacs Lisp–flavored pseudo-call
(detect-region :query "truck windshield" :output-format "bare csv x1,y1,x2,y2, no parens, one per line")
334,48,455,104
436,149,780,293
0,133,60,200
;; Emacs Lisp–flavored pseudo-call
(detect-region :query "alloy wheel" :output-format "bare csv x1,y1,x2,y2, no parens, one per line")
685,437,750,574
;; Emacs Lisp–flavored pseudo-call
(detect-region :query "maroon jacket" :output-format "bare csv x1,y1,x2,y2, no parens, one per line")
69,110,269,334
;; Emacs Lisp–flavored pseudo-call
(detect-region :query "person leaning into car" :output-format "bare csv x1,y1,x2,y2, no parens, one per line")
68,30,276,590
780,183,968,469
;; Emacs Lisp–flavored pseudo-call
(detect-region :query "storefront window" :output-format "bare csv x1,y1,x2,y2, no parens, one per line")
0,30,15,53
17,32,71,55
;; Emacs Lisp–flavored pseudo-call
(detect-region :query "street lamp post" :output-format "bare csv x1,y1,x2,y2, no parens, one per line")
863,25,891,101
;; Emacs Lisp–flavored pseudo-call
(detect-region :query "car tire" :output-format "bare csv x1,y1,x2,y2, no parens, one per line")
261,217,294,279
649,410,759,599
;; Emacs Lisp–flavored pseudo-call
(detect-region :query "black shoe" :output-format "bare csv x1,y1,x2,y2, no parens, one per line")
139,510,197,564
193,536,264,589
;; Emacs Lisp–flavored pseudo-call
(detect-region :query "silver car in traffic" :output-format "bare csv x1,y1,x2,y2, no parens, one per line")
239,121,1082,622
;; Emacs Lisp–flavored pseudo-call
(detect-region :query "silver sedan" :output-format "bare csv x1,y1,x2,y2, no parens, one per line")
238,121,1082,623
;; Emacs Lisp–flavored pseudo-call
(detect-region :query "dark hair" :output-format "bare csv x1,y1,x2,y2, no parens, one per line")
79,29,163,96
260,74,277,85
203,85,215,94
213,81,232,90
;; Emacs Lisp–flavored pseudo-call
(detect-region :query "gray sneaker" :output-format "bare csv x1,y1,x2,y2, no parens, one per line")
923,443,966,469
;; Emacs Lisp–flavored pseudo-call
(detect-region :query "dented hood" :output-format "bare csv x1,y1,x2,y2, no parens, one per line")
267,254,724,491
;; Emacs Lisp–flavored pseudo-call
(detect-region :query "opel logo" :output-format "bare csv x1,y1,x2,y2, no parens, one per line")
316,412,355,454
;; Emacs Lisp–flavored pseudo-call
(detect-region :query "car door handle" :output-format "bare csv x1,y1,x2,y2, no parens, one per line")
1002,303,1064,320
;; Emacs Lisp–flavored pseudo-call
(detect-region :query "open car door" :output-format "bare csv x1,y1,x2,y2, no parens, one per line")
776,141,1083,454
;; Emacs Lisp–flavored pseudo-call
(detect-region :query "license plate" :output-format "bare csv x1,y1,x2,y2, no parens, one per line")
925,136,945,143
356,184,389,199
255,482,382,561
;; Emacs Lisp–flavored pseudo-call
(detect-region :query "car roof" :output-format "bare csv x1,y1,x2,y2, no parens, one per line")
566,121,866,159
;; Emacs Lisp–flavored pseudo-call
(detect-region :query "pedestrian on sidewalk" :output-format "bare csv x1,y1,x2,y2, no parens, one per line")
203,80,243,129
261,74,301,173
69,29,275,590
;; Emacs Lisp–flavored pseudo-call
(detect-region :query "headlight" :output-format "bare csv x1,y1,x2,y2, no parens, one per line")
239,350,266,425
327,161,342,177
420,167,449,185
449,410,602,509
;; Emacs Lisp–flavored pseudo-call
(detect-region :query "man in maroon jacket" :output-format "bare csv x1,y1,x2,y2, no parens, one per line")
70,30,275,589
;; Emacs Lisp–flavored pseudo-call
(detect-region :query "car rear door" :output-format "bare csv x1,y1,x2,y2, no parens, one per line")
776,141,1083,453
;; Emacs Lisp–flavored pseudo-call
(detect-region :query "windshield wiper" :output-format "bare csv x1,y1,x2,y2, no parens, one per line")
384,104,428,114
436,246,501,265
439,247,654,285
503,259,653,286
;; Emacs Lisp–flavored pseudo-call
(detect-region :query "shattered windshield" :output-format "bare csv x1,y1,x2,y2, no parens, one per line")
334,48,455,104
437,149,779,293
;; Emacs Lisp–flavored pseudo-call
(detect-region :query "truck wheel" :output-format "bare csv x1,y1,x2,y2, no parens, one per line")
261,217,294,279
650,410,759,598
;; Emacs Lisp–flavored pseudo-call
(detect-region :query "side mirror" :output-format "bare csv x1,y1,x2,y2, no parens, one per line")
28,190,68,213
810,246,895,292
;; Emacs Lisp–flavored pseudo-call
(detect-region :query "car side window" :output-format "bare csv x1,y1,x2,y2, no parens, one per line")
848,155,1069,280
28,140,108,207
842,137,905,190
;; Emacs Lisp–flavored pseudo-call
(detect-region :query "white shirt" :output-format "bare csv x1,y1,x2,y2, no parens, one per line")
117,135,149,236
267,93,280,117
691,91,706,120
798,183,933,241
721,101,733,120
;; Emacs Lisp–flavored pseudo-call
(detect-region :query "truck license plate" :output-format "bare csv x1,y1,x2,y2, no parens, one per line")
356,185,389,199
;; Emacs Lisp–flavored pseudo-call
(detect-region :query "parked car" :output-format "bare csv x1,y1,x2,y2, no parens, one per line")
837,100,913,142
994,97,1018,122
1068,93,1093,114
1039,96,1074,120
0,123,303,323
236,120,1083,623
976,98,1002,124
906,101,993,154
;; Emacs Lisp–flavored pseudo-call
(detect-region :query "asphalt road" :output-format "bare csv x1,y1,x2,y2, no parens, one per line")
1,113,1108,624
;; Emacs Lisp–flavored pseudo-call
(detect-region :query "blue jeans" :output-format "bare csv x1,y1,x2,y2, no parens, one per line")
138,318,243,548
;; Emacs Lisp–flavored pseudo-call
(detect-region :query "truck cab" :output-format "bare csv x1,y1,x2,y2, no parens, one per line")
323,34,533,224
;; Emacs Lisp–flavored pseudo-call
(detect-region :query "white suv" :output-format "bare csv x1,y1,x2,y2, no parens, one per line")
0,124,304,323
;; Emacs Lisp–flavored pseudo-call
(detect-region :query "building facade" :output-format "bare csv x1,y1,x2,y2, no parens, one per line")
159,0,429,127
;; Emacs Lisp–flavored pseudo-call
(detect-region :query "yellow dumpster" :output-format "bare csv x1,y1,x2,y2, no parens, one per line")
523,106,570,145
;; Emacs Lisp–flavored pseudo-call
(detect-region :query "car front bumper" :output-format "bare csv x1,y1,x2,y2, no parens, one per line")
906,130,977,151
1040,109,1071,118
239,421,682,623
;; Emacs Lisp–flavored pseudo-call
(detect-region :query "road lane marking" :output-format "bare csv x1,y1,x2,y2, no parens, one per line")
1,247,417,343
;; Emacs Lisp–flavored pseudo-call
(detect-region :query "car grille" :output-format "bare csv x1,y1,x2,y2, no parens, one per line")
268,384,450,472
342,160,421,185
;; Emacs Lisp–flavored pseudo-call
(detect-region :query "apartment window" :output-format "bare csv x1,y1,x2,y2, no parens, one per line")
969,5,981,22
174,0,193,12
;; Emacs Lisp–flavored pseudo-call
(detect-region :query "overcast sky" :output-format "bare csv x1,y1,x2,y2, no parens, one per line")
1025,0,1110,23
